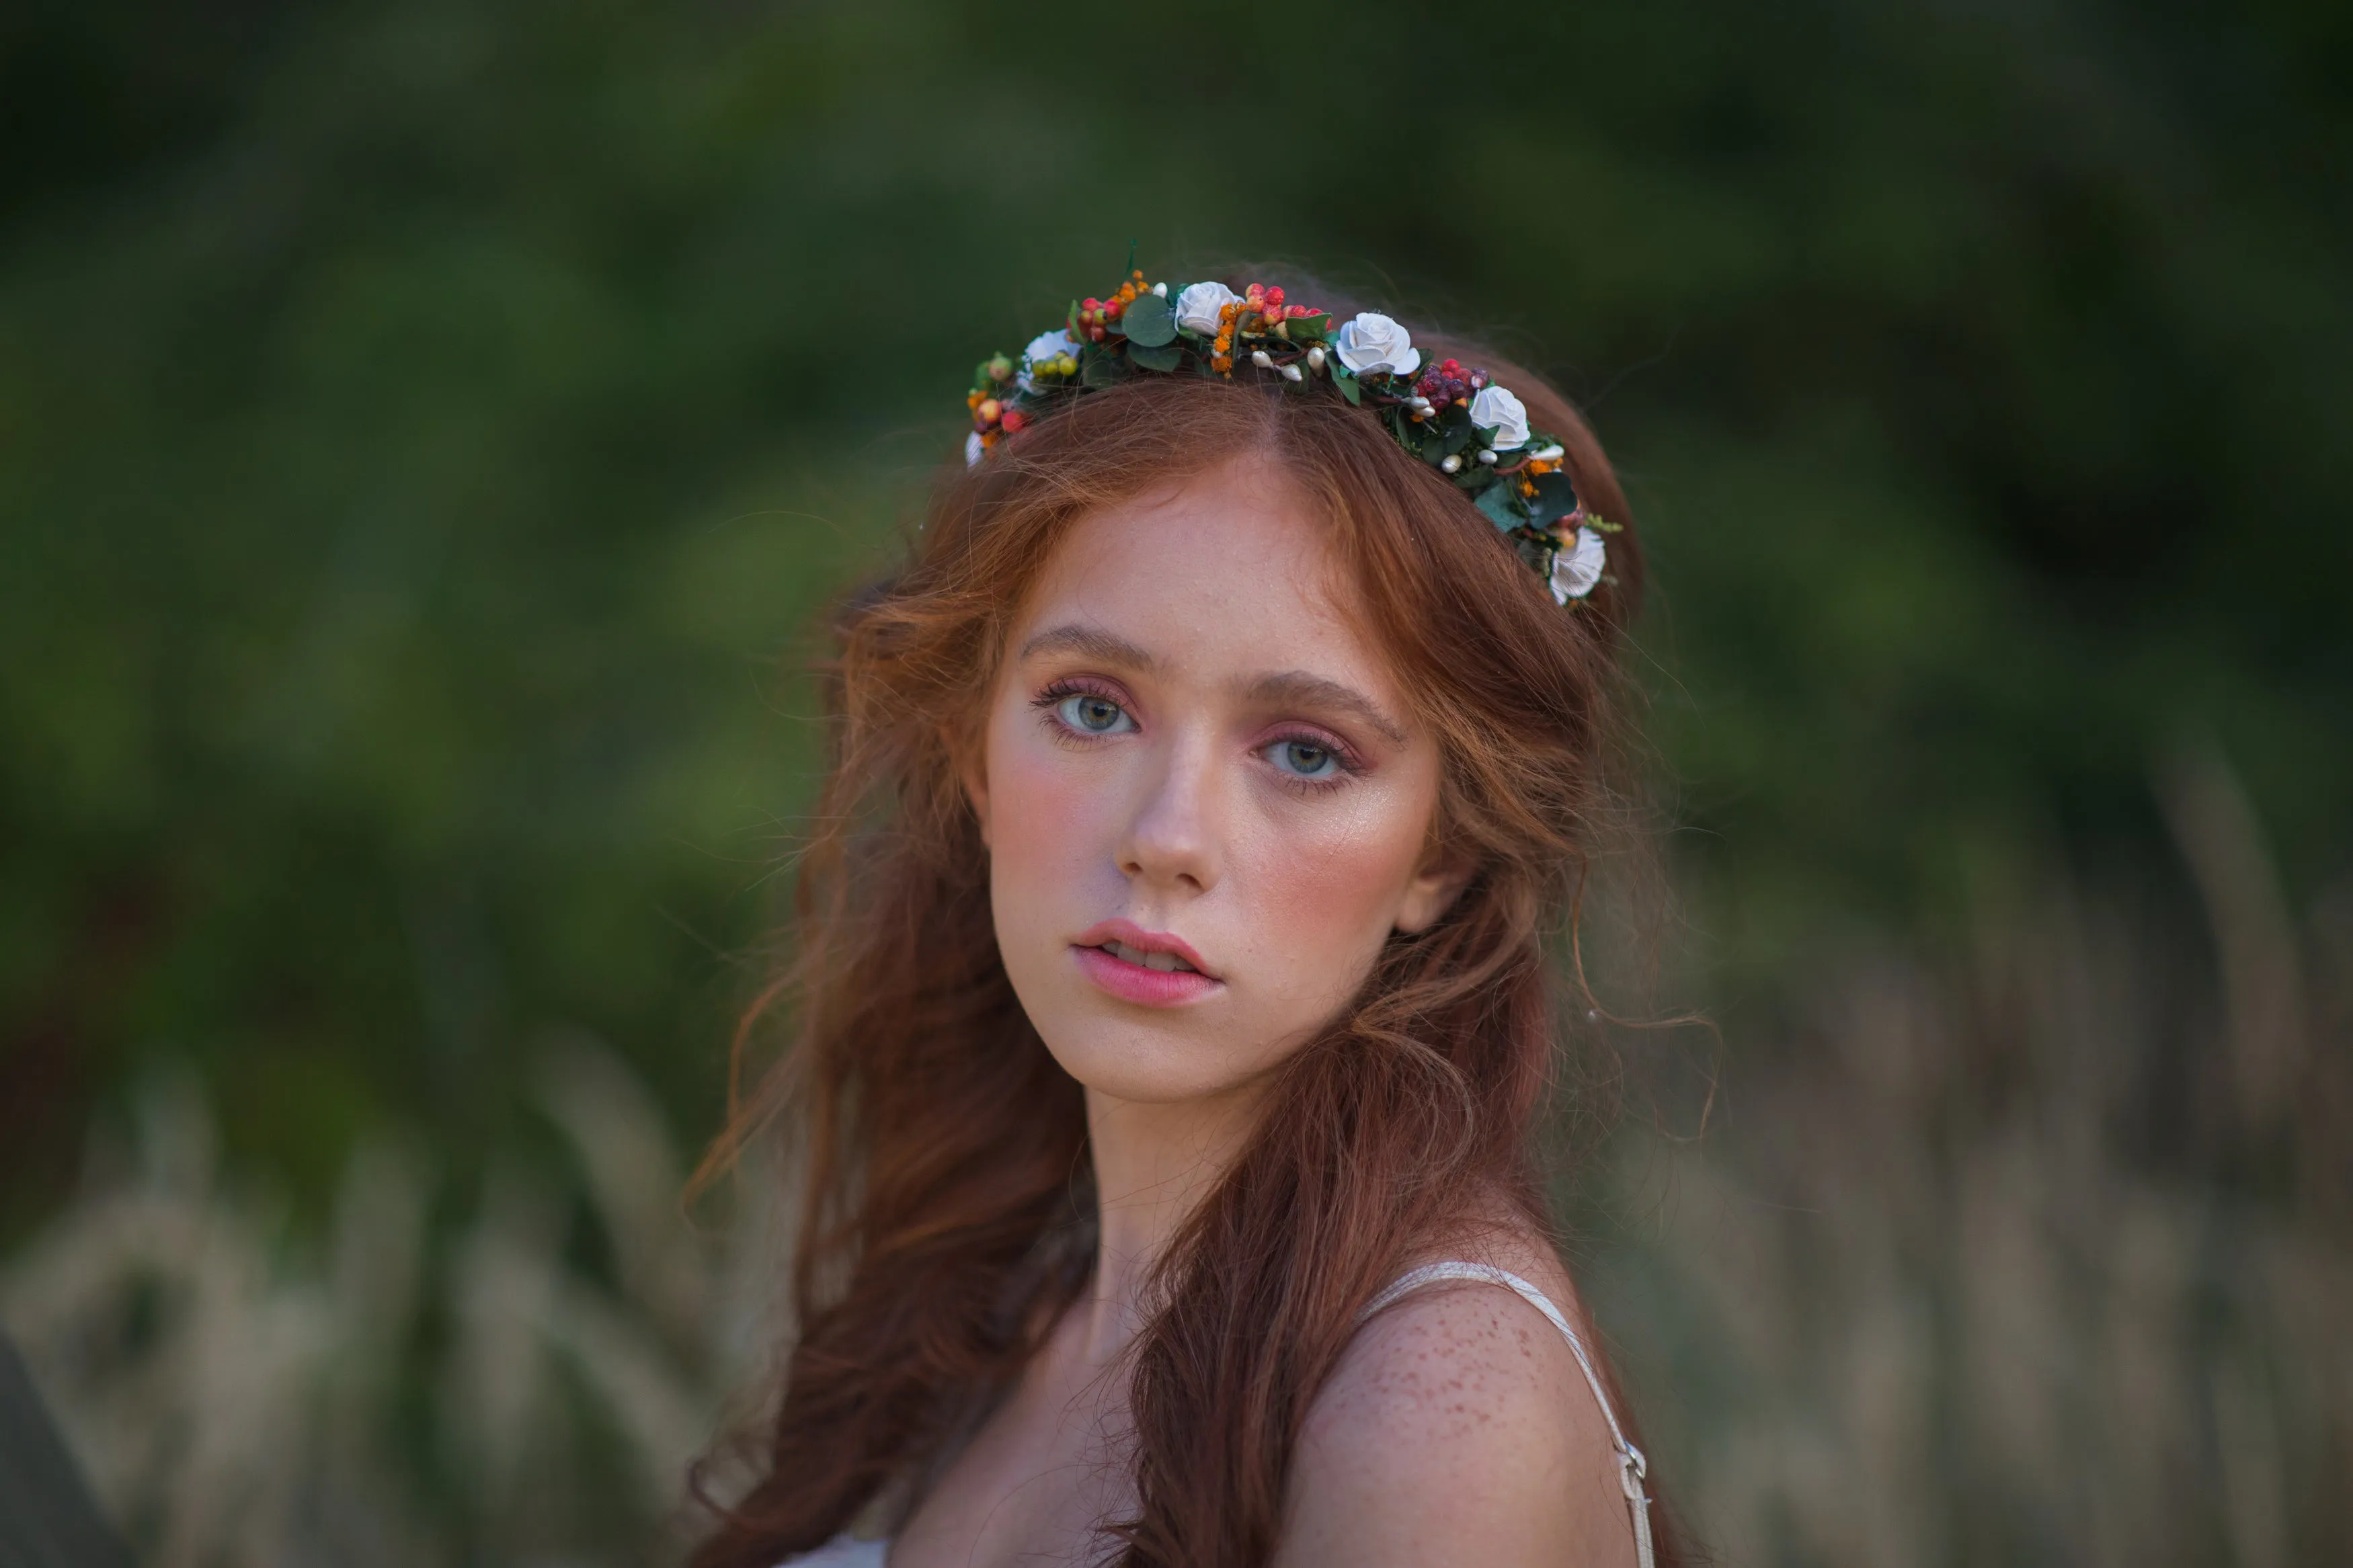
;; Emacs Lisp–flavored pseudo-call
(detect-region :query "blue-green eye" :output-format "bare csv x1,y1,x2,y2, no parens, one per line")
1267,738,1341,779
1057,693,1133,734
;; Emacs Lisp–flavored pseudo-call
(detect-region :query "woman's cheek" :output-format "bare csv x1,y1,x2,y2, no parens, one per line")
1238,786,1424,1005
986,723,1105,899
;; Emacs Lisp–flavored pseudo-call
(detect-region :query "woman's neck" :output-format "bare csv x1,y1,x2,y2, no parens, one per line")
1075,1081,1263,1364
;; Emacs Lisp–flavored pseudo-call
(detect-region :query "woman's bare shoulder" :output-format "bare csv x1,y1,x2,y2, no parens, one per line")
1273,1229,1638,1567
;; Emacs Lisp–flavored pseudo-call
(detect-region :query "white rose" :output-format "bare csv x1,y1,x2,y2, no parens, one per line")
1332,312,1422,378
1469,385,1530,450
1174,281,1240,336
964,431,985,467
1550,526,1607,605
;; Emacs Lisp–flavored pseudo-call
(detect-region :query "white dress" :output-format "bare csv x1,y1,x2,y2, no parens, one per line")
779,1261,1654,1568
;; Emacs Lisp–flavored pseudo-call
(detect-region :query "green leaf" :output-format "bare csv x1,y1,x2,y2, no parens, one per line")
1333,366,1362,405
1080,350,1127,390
1121,292,1176,347
1438,405,1479,456
1384,406,1424,453
1476,479,1528,531
1285,311,1330,341
1127,340,1182,372
1528,469,1581,524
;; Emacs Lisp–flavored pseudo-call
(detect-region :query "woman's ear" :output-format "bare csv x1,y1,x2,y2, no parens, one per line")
1393,848,1474,935
953,729,992,849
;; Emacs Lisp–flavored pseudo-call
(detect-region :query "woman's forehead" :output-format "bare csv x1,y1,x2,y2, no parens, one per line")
1009,465,1391,694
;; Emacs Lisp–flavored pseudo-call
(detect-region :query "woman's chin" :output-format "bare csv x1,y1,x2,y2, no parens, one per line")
1035,1024,1273,1111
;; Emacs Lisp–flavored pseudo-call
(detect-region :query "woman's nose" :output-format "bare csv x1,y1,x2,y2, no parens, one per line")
1117,731,1222,894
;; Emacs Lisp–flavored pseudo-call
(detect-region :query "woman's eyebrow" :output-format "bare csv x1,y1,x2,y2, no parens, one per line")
1018,623,1158,671
1240,671,1408,745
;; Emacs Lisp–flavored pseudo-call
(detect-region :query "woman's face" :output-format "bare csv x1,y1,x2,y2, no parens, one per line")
967,457,1464,1109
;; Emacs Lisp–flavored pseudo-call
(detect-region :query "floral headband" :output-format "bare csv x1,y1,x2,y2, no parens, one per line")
963,269,1618,607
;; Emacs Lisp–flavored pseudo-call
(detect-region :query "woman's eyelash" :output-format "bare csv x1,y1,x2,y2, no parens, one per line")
1031,682,1365,785
1033,677,1133,741
1034,677,1125,712
1269,729,1360,768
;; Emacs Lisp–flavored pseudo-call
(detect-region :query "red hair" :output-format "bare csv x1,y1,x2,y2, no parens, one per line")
689,308,1685,1567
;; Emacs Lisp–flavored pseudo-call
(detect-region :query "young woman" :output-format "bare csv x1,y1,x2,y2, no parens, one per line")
690,271,1680,1568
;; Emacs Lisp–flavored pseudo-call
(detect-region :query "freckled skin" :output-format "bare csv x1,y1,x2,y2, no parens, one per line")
1280,1241,1647,1568
969,458,1461,1108
903,460,1638,1568
1281,1260,1640,1568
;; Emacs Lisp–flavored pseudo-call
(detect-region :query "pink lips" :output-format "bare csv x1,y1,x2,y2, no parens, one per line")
1071,919,1221,1007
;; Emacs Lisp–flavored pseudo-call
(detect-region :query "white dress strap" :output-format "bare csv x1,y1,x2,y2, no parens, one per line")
774,1534,886,1567
1359,1262,1654,1568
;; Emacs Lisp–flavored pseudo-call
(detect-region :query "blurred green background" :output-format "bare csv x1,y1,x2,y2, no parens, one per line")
3,1,2347,1564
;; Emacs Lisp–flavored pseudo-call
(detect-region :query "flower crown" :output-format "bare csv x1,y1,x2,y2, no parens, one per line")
964,269,1619,607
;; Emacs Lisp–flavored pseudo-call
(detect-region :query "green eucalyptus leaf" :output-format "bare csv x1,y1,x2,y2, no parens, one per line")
1528,469,1581,524
1439,405,1478,456
1285,311,1330,341
1386,406,1421,452
1080,351,1127,390
1476,480,1527,531
1127,340,1183,372
1121,292,1177,347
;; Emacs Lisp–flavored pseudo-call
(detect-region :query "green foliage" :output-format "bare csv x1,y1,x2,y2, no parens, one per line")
0,0,2344,1214
1476,481,1525,532
1119,291,1176,346
0,0,2346,1559
1125,339,1183,372
0,0,2346,1534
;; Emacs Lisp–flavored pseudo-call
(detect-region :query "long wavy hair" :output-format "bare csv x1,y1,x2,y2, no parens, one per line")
688,298,1683,1567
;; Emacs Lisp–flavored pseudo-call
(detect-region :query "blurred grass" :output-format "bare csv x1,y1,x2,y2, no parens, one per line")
11,762,2343,1564
1,0,2348,1562
1585,742,2351,1565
